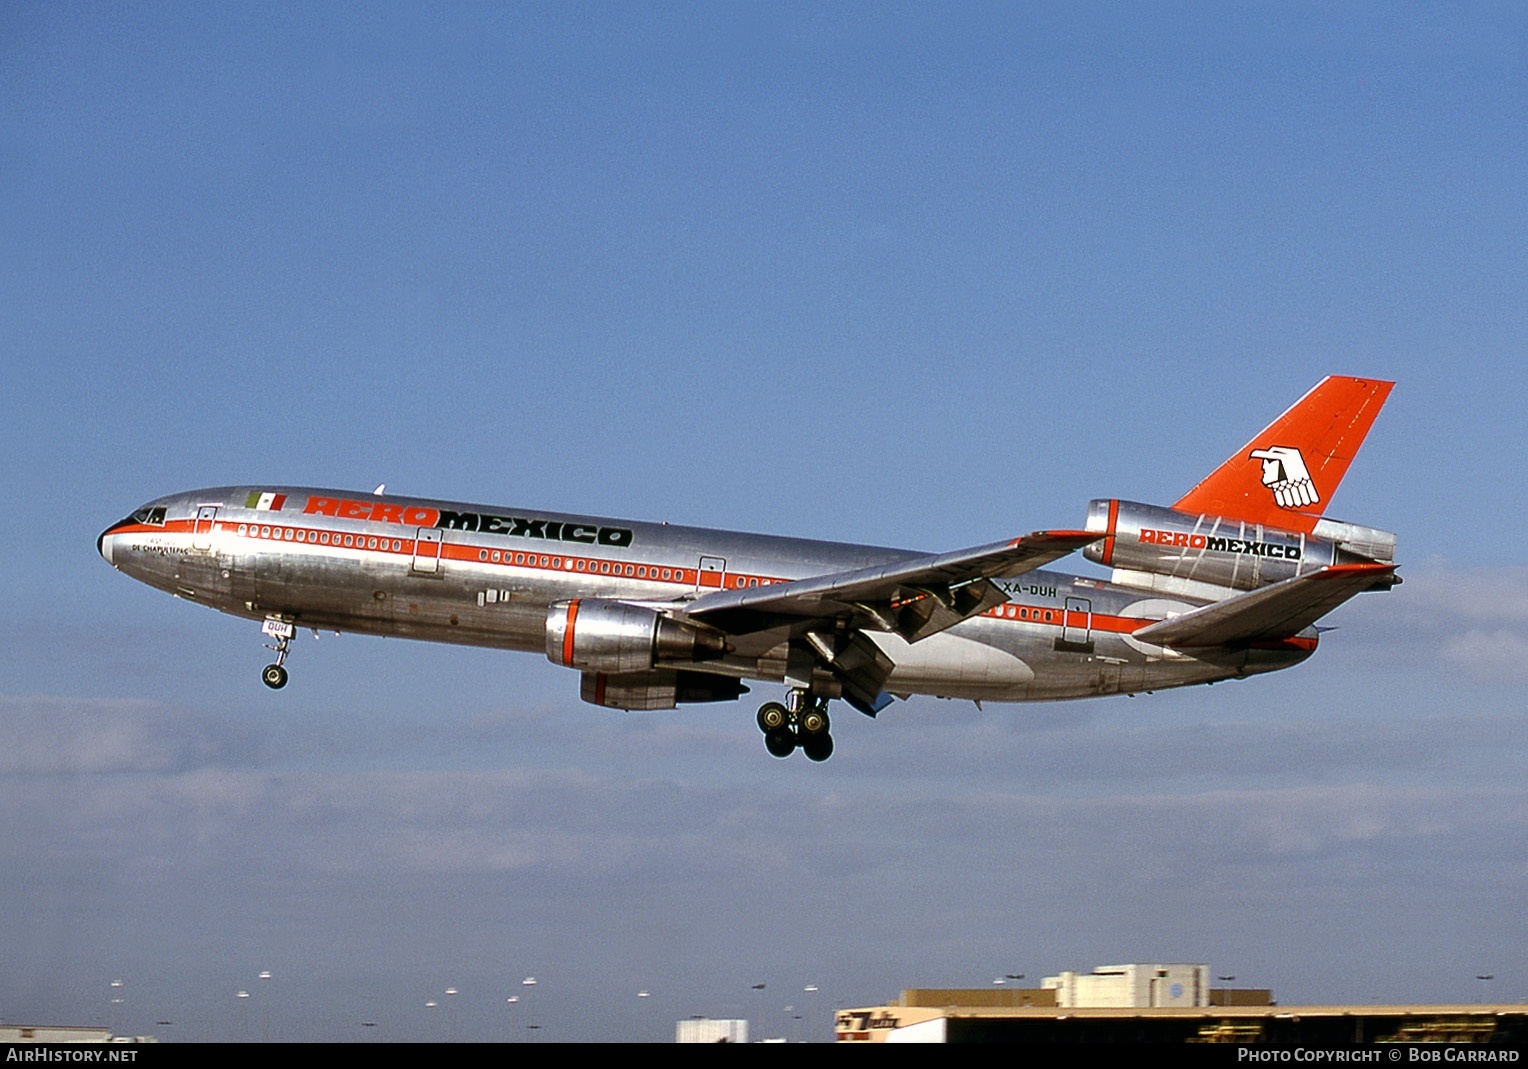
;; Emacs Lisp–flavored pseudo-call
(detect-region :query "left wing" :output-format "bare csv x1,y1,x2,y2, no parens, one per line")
679,529,1098,717
682,530,1099,644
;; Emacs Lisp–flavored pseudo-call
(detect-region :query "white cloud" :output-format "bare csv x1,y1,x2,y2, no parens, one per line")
0,694,254,775
1341,562,1528,684
1440,628,1528,684
3,681,1522,1037
1398,565,1528,624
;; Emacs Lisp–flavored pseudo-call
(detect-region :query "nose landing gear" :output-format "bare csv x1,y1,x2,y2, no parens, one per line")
261,617,296,689
756,690,834,761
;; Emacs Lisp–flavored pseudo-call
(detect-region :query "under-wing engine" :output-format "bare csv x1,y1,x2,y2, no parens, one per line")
579,669,749,711
546,599,730,674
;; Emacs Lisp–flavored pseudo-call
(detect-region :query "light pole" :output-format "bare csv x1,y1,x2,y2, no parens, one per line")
522,977,538,1041
109,980,124,1037
445,986,458,1043
751,983,766,1042
258,970,271,1042
637,990,652,1043
1477,975,1495,1004
1219,976,1236,1007
236,990,250,1043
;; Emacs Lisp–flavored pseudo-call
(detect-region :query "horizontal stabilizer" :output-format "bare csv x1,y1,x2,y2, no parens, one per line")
1131,562,1396,648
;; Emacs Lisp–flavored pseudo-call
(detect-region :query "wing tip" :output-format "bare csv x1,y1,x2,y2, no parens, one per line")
1315,561,1397,581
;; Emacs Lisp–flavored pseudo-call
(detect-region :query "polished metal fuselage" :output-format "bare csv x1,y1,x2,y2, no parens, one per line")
99,486,1312,704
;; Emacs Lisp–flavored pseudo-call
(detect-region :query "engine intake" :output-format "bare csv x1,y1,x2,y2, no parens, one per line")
546,599,729,673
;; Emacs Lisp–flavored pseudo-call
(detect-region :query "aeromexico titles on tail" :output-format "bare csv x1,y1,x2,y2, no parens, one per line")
99,376,1397,761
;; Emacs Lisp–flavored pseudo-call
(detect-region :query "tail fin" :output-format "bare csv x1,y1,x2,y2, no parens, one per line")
1173,376,1393,534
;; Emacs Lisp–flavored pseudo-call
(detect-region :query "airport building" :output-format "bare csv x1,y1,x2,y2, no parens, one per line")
834,964,1525,1044
1043,963,1212,1008
0,1025,155,1043
675,1018,748,1043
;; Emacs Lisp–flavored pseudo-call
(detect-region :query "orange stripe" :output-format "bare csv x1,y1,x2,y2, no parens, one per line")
270,518,1318,644
128,515,792,588
143,517,1137,607
1251,635,1319,652
231,525,720,585
562,600,580,666
1102,498,1119,566
107,519,196,536
980,604,1185,638
136,514,1302,644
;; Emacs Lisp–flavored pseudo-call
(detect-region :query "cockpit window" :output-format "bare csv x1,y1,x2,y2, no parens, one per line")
130,507,167,526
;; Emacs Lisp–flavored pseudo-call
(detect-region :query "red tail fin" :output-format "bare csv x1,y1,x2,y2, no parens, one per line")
1173,376,1393,534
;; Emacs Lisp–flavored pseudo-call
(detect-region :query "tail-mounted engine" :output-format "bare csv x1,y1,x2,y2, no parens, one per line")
546,599,730,674
1084,499,1397,597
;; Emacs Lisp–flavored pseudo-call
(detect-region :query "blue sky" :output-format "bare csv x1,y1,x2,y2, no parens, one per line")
2,2,1525,1041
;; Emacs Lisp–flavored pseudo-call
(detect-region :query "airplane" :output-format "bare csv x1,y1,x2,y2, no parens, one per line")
98,376,1397,761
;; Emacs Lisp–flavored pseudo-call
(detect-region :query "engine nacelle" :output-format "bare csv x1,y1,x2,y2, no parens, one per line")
1084,499,1395,596
580,669,748,711
546,599,729,674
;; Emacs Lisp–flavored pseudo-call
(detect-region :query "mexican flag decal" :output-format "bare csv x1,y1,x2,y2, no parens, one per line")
246,491,287,511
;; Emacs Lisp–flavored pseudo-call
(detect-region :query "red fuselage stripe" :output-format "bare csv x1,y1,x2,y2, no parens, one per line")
111,515,1316,642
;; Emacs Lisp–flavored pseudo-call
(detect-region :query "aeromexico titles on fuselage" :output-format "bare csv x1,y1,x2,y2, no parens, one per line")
1136,526,1302,561
258,490,635,548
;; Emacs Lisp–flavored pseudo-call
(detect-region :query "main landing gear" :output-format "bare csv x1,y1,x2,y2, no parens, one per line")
261,617,296,690
756,690,834,762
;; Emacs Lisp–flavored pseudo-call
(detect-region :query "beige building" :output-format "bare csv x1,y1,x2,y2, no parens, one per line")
1043,962,1210,1008
835,982,1522,1045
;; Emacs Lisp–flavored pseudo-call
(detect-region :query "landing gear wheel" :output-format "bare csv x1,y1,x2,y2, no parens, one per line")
799,706,830,736
801,732,834,763
757,702,789,733
764,728,797,759
260,617,296,691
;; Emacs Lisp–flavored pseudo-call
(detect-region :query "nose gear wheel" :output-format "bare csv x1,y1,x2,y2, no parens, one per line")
261,617,296,690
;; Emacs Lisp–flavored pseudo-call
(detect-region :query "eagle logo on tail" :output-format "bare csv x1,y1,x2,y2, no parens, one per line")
1249,446,1320,509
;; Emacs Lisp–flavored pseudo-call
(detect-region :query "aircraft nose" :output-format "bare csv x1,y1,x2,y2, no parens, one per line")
98,525,115,566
